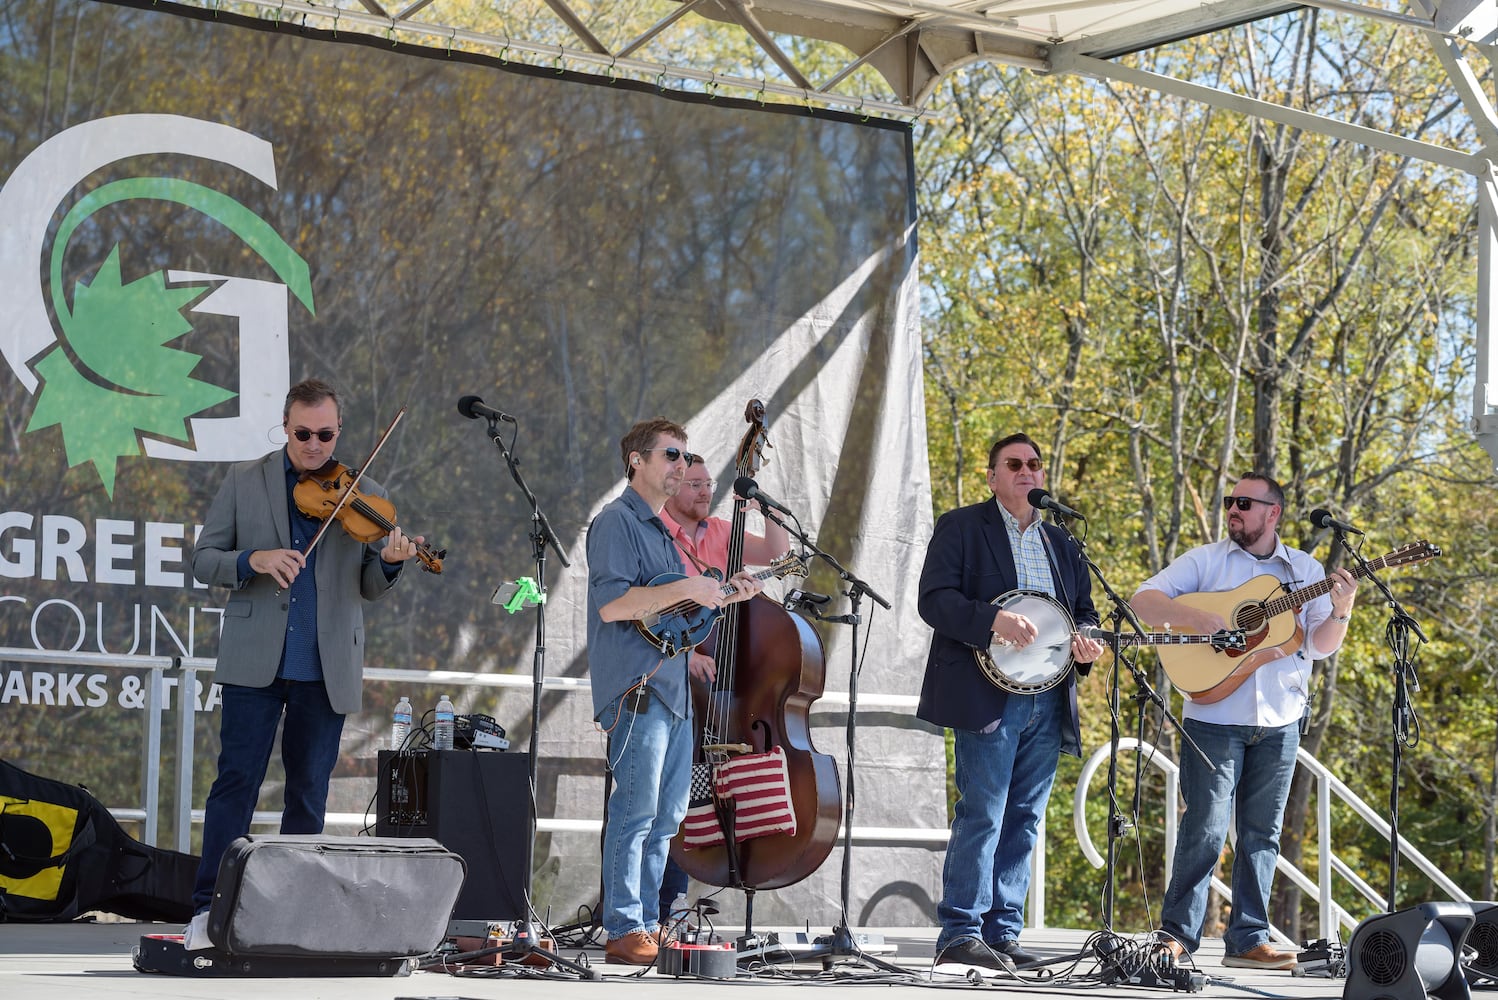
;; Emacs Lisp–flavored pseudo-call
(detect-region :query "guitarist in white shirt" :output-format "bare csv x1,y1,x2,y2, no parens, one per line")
1130,472,1358,971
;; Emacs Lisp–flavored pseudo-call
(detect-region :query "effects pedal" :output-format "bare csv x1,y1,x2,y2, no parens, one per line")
1125,960,1206,992
1292,938,1346,978
658,941,737,978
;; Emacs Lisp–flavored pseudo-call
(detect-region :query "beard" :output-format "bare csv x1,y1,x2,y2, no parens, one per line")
1227,520,1267,549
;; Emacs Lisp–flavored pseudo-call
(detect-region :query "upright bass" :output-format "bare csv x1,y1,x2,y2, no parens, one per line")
668,401,842,890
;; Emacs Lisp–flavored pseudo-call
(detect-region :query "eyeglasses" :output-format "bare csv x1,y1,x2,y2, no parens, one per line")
1223,495,1278,512
682,479,716,491
996,457,1044,473
291,428,338,443
640,448,699,467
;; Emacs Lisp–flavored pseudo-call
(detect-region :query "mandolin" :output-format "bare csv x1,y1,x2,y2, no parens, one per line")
634,552,807,657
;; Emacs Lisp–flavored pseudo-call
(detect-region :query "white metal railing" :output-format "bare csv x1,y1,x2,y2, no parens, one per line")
12,645,1463,933
0,647,933,856
1068,737,1470,939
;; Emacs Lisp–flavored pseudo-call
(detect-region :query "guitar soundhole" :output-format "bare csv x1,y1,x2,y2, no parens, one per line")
1235,606,1265,632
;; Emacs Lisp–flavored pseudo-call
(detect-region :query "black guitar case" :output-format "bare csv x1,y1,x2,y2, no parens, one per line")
0,757,197,923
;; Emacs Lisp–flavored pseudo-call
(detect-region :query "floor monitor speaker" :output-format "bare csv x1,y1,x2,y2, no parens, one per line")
376,750,529,922
1344,901,1472,1000
1464,901,1498,987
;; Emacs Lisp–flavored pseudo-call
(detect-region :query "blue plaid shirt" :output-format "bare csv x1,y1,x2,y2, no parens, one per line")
997,499,1057,598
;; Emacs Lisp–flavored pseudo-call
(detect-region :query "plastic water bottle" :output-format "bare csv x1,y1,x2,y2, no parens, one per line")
390,695,412,751
433,694,455,751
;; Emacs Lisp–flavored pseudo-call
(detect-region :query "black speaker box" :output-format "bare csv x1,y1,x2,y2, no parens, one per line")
375,750,528,921
1344,901,1473,1000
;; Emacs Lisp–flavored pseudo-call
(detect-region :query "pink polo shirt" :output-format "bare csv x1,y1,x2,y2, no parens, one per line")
658,509,733,577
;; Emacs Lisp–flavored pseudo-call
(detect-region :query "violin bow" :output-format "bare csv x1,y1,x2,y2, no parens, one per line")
303,405,407,559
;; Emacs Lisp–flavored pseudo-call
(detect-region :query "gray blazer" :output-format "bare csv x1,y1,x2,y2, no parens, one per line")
191,450,400,714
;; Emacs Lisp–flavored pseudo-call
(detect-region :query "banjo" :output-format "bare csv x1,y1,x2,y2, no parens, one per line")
974,591,1248,695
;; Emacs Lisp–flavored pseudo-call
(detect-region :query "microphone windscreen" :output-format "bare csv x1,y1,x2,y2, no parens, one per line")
457,395,482,419
733,476,758,499
1027,488,1050,508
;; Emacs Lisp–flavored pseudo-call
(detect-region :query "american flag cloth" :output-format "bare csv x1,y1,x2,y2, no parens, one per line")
679,747,798,849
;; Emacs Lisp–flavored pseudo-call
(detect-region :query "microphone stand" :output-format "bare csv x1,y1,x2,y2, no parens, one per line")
474,414,597,980
1329,529,1427,912
1049,514,1207,991
756,510,908,976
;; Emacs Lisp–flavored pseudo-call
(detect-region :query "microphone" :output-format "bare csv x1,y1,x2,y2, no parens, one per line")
1028,488,1085,520
733,476,793,516
457,395,516,423
784,588,832,610
1309,507,1364,536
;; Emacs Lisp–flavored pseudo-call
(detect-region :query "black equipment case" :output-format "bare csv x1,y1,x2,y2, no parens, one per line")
132,834,465,978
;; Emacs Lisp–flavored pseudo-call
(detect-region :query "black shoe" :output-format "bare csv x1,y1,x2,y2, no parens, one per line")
935,938,1015,974
990,938,1040,968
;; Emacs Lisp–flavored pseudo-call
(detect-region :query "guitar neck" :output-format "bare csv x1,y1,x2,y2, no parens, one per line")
1262,556,1389,618
1081,627,1227,647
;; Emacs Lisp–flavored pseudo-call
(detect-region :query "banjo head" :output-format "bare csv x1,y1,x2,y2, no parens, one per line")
977,591,1075,694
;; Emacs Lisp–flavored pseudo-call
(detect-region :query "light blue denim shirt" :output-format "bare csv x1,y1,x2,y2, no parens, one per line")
585,486,690,720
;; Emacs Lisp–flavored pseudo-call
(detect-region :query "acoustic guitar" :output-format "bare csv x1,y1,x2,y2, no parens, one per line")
1155,540,1440,703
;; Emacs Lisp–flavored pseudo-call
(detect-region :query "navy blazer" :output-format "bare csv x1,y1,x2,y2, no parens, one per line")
915,498,1098,756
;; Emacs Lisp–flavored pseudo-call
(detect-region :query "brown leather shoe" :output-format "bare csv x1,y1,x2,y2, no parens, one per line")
1222,942,1296,970
605,929,659,966
1158,937,1187,963
652,926,679,948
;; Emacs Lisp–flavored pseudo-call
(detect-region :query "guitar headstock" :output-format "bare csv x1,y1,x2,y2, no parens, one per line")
1210,628,1248,652
767,551,809,581
1377,540,1442,570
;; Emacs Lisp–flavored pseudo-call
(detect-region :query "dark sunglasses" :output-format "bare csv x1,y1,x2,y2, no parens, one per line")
291,428,338,443
1223,495,1277,512
997,457,1044,472
640,447,698,467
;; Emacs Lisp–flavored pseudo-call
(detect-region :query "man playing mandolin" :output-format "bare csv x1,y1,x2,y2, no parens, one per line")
184,378,426,949
586,418,762,966
917,433,1104,976
1131,472,1358,971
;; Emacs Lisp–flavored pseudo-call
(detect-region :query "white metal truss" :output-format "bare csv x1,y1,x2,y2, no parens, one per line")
168,0,1498,467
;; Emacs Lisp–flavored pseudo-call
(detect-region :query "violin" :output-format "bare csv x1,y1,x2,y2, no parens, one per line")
293,460,445,573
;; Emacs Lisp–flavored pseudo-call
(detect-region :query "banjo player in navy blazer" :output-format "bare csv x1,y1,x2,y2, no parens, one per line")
917,432,1104,977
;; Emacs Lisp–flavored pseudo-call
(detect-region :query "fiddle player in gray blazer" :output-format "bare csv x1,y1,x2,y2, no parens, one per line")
183,378,424,945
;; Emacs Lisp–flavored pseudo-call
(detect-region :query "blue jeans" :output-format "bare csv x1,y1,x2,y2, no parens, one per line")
599,690,692,941
192,679,346,912
936,686,1063,951
1161,719,1299,954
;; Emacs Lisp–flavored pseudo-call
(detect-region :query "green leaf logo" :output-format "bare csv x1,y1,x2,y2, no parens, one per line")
27,176,314,496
